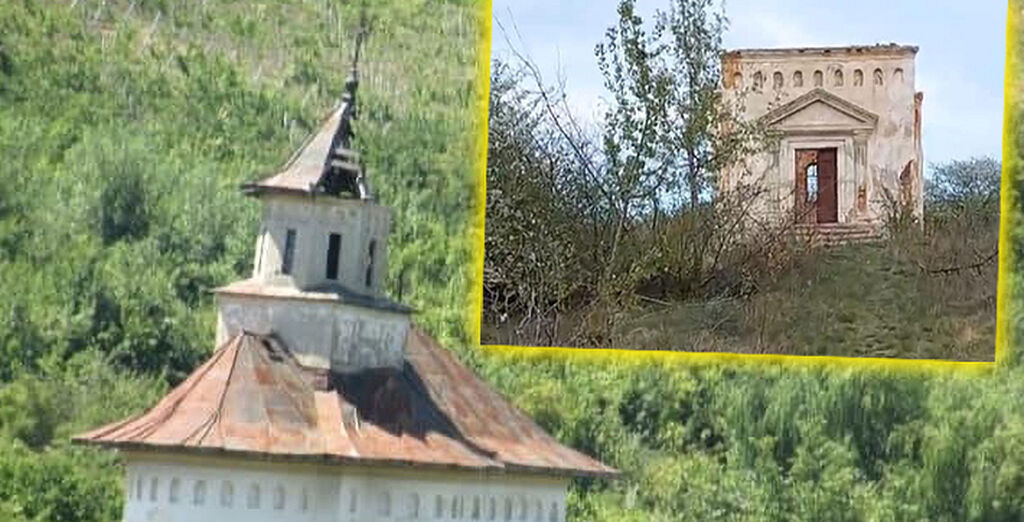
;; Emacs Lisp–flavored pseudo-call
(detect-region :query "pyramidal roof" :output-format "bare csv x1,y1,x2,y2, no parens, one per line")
241,73,371,200
73,328,618,479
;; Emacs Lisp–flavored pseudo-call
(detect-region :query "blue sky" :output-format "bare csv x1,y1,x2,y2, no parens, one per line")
491,0,1007,170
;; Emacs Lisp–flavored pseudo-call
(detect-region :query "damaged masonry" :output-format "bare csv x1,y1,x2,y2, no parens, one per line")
720,44,924,244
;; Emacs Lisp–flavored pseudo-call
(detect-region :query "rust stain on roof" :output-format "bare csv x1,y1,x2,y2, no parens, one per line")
73,327,618,479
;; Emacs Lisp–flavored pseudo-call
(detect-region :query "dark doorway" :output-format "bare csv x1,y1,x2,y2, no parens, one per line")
794,148,838,224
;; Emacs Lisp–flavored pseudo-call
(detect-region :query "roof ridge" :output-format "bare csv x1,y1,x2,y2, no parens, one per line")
122,334,243,444
182,333,248,445
275,102,348,181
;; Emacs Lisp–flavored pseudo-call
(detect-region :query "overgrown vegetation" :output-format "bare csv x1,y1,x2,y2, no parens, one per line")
482,0,998,362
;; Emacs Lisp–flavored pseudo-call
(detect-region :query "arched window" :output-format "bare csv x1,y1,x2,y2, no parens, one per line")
377,491,391,517
452,496,462,517
169,478,181,504
853,69,864,87
792,70,803,87
833,69,844,87
472,495,482,519
247,483,261,509
752,71,764,91
136,476,144,500
504,498,513,521
806,164,819,203
350,489,358,514
772,71,783,89
873,68,884,86
813,70,823,87
549,502,560,522
535,500,543,522
220,481,234,507
193,480,207,506
489,497,497,520
731,72,743,89
408,493,420,518
435,495,445,518
893,67,905,84
519,497,528,520
273,485,286,510
301,488,310,512
149,477,159,502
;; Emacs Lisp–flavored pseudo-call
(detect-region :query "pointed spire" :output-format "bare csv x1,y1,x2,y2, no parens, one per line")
241,14,374,200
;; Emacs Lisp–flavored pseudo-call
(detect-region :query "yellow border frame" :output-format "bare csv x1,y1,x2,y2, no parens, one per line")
468,1,1016,375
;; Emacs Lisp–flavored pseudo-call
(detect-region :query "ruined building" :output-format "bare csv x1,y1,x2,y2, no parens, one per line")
73,69,615,521
720,44,924,238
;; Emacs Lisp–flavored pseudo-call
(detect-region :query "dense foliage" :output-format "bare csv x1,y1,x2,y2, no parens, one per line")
0,0,478,518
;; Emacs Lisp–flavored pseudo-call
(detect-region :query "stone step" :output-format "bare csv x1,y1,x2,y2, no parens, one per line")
789,223,884,246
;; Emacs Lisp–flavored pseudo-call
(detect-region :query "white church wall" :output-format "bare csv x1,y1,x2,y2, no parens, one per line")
123,456,329,522
121,453,570,522
215,292,410,371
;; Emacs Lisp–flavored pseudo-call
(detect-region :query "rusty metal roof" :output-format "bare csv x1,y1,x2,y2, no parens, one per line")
242,105,349,195
73,327,618,479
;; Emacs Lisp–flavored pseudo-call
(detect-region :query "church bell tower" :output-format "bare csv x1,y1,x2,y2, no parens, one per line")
213,66,412,374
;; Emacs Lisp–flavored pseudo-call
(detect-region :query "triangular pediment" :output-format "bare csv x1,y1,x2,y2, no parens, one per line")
763,88,878,132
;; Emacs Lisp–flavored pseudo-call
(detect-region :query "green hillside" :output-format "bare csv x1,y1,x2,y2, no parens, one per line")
0,0,479,518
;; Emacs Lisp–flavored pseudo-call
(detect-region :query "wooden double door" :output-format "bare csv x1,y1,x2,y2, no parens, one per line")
794,148,838,224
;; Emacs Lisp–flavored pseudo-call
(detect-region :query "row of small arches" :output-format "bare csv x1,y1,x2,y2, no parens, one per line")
133,475,309,512
349,490,561,521
735,67,905,91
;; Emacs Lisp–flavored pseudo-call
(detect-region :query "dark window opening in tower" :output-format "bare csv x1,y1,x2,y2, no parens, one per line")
365,239,377,288
326,233,342,280
282,228,297,275
256,228,266,273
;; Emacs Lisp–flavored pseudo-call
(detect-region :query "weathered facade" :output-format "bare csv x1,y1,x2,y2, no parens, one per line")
74,67,615,521
720,44,924,230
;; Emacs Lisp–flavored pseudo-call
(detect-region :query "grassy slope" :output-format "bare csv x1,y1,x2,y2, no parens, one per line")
613,242,996,361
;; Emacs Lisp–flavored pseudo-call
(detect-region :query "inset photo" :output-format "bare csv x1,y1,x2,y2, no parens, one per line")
483,0,1005,360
